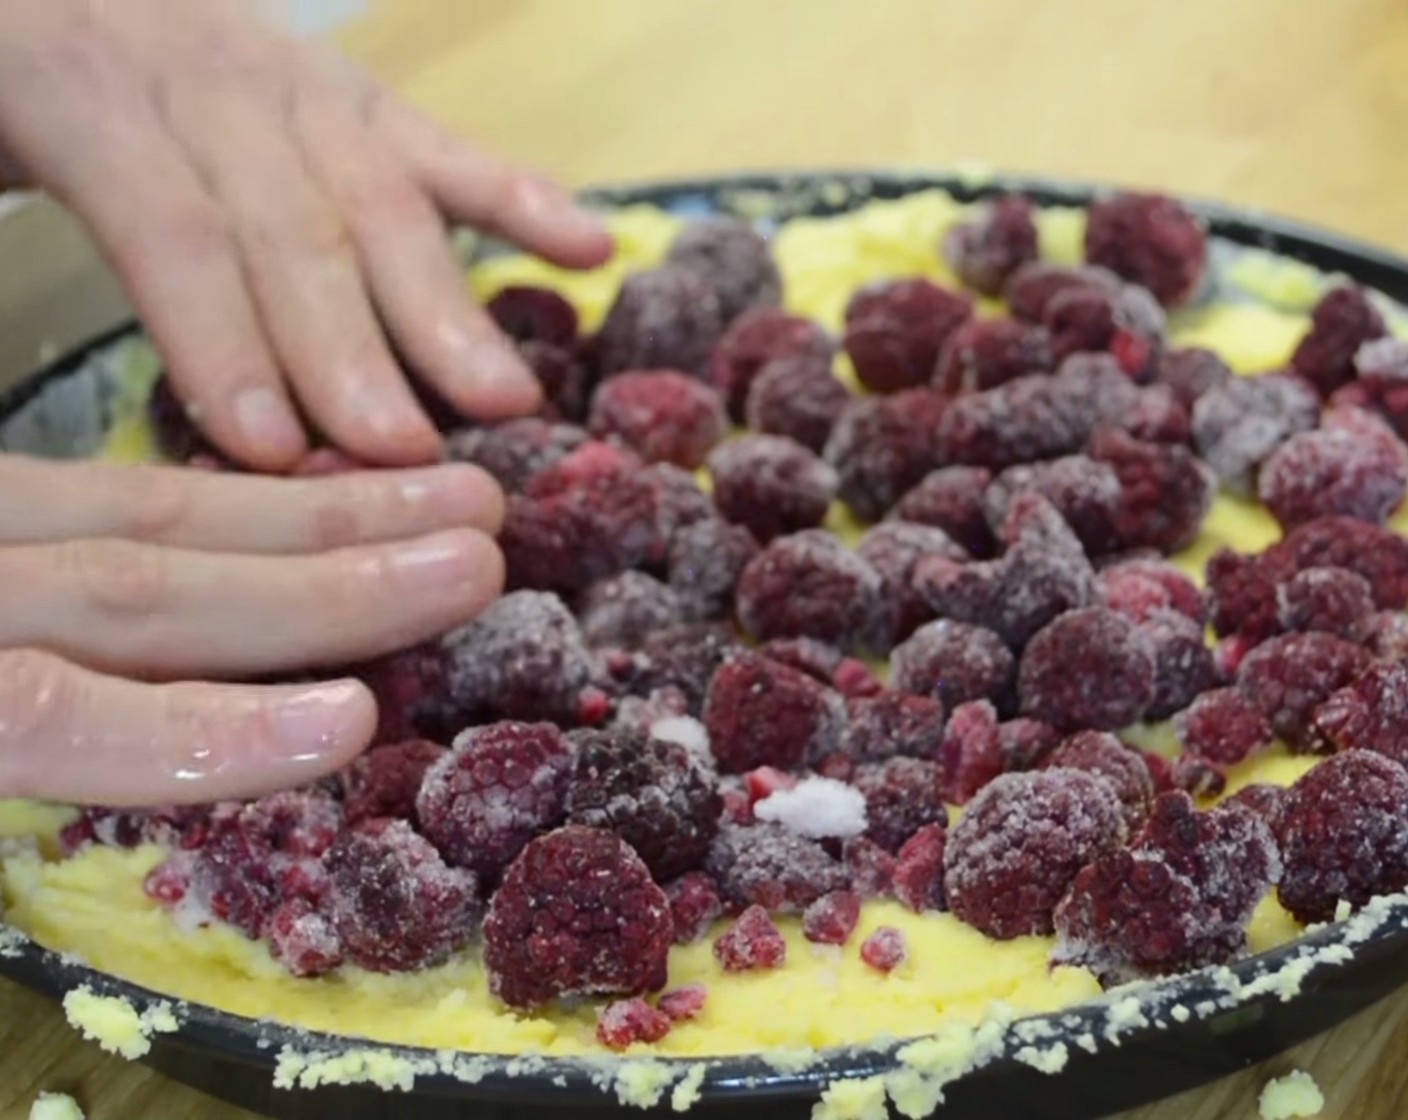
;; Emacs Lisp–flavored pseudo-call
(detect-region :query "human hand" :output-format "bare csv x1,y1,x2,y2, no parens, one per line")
0,453,504,807
0,0,612,471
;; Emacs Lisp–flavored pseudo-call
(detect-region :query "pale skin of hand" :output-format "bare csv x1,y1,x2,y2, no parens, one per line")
0,2,615,807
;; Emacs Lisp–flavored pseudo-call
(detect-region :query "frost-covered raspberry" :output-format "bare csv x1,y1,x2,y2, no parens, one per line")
596,997,672,1050
1334,337,1408,439
1018,607,1156,731
1235,632,1373,750
1361,610,1408,660
1258,408,1408,529
802,890,862,945
860,926,909,973
416,721,574,879
708,434,838,542
659,984,708,1022
1173,687,1273,765
1040,730,1155,833
934,700,1007,805
1191,373,1319,496
854,757,947,852
565,727,721,881
1138,608,1218,721
339,739,447,828
705,822,848,913
1154,347,1232,408
889,466,997,558
1118,384,1192,445
842,277,973,393
1170,754,1226,798
702,650,845,773
983,455,1123,558
1275,566,1375,640
588,370,727,469
999,717,1062,771
824,390,949,521
892,619,1015,712
1097,558,1206,625
664,871,724,943
1088,428,1216,554
857,521,966,647
483,825,673,1008
757,637,845,684
934,316,1053,395
937,374,1093,473
745,354,853,453
1003,262,1122,324
486,285,579,349
631,623,742,714
666,517,760,622
1083,192,1208,307
664,216,783,324
1290,284,1388,397
710,307,836,420
596,266,726,377
325,818,481,974
577,571,682,648
1276,751,1408,923
266,898,343,978
1227,783,1286,828
446,418,589,493
892,823,948,913
714,904,788,971
942,195,1040,297
1043,284,1165,377
1277,516,1408,611
1313,660,1408,768
945,769,1125,939
841,691,948,764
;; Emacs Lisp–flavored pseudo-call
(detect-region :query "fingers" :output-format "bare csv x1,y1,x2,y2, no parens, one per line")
0,649,374,807
0,455,504,553
0,529,504,679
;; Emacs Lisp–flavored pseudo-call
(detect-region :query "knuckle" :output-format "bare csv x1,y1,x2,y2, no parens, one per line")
117,468,192,543
0,650,77,787
62,538,170,619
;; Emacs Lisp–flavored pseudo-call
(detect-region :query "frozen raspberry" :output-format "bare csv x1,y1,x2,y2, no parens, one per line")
596,266,725,377
142,853,193,906
486,285,579,349
892,823,948,912
61,803,214,855
447,419,589,494
666,517,759,622
1052,350,1144,423
647,461,716,542
588,370,726,469
1018,607,1156,731
934,316,1053,395
1205,548,1287,645
416,721,574,879
892,620,1014,712
1088,428,1216,554
1084,192,1207,306
942,195,1040,296
984,456,1123,557
833,658,884,698
1043,284,1165,376
824,390,949,521
1276,515,1408,611
1138,750,1175,794
934,699,1007,804
1313,660,1408,767
714,904,787,971
658,984,708,1021
325,818,480,974
1236,632,1373,750
265,897,344,978
743,765,798,805
702,651,844,773
802,890,862,945
708,434,837,542
889,467,997,558
945,768,1125,938
841,691,948,763
350,641,464,744
664,871,724,943
1170,754,1226,798
236,790,342,860
632,623,741,713
484,825,673,1007
1004,262,1122,324
857,927,906,973
1098,558,1206,624
577,572,682,648
148,374,216,462
710,307,836,420
1139,608,1218,721
184,823,280,937
745,354,853,453
665,216,782,324
998,717,1062,771
1173,687,1272,765
339,739,447,828
565,727,720,881
1275,566,1375,640
842,278,973,394
854,757,947,852
736,531,889,653
596,997,672,1050
1276,751,1408,923
1118,385,1192,445
1360,610,1408,660
1155,347,1232,408
937,375,1087,473
1041,731,1155,832
1228,783,1286,828
523,340,596,423
1334,337,1408,439
705,822,848,913
757,637,844,683
857,521,967,646
844,836,898,899
1291,284,1388,397
1259,410,1408,530
1191,372,1320,495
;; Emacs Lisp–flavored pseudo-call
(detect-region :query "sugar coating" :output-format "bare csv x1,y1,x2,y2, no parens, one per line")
1258,1070,1325,1119
754,777,869,840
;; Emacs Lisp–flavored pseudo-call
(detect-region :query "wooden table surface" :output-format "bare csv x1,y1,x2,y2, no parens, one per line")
5,0,1408,1116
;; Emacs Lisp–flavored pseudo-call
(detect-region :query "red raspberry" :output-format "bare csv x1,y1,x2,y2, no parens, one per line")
61,804,213,855
1236,632,1373,750
1259,409,1408,530
709,307,836,420
745,354,853,453
1206,547,1289,644
577,572,682,648
834,658,884,699
1003,262,1121,324
743,765,798,804
659,984,708,1021
1276,566,1375,640
998,717,1062,771
892,619,1014,713
1173,687,1273,765
934,700,1007,805
484,825,673,1007
664,216,782,325
1041,731,1155,832
633,623,742,714
845,836,899,900
1018,607,1157,731
1088,428,1216,554
1227,782,1286,827
486,285,579,349
842,278,973,393
1276,751,1408,923
945,769,1125,938
1098,558,1206,624
524,341,596,424
714,904,787,971
1361,610,1408,659
1084,192,1208,306
325,818,480,974
646,461,716,543
1290,285,1388,397
702,651,845,773
1191,373,1320,496
664,871,724,943
1043,285,1165,377
802,890,862,945
708,435,838,542
735,531,889,653
1333,337,1408,439
892,823,948,913
983,455,1123,557
565,727,721,881
142,854,193,906
185,823,280,938
841,691,948,764
934,316,1053,395
235,790,342,861
824,390,949,521
588,370,726,469
1118,385,1192,445
705,822,848,913
265,897,344,978
757,637,845,684
942,195,1040,296
857,521,967,646
596,997,672,1050
1275,516,1408,611
1170,754,1226,798
1138,608,1218,721
854,757,947,852
667,517,760,622
416,721,574,879
937,375,1091,473
859,926,908,972
889,466,998,558
339,740,447,829
1155,347,1232,408
1313,660,1408,767
352,642,463,745
596,266,725,377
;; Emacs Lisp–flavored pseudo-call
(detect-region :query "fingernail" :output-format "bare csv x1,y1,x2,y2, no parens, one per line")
386,529,488,587
235,388,305,458
274,680,369,758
